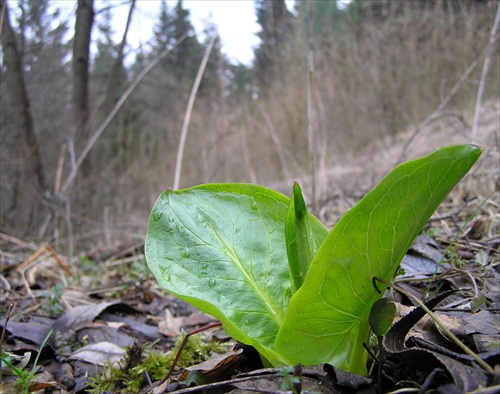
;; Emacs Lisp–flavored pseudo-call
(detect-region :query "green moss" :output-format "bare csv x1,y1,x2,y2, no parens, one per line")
87,334,228,394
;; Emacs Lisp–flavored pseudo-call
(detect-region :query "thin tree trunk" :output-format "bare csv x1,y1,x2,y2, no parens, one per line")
72,0,94,177
0,0,48,193
61,33,191,194
104,0,135,113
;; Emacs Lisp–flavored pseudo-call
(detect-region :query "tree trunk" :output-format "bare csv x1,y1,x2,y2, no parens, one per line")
104,0,135,113
0,0,48,193
72,0,94,177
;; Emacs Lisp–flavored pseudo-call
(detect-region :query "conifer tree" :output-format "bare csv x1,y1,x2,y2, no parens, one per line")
254,0,293,90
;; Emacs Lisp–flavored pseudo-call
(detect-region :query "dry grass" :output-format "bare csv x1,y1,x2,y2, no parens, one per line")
1,1,498,252
86,1,500,252
79,1,500,251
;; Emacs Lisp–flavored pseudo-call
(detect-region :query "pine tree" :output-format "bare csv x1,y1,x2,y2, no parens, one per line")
93,5,117,86
254,0,293,90
153,0,174,49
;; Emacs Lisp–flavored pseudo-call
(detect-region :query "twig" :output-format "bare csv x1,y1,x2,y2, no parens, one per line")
102,0,135,114
0,232,38,249
373,277,494,375
396,35,499,164
0,304,14,384
14,244,70,276
56,195,71,261
14,244,50,272
61,33,190,194
306,0,317,214
427,196,477,223
258,105,291,181
58,33,188,256
145,370,154,392
54,143,66,194
471,3,500,142
154,322,222,392
429,188,497,282
173,34,217,190
241,118,258,184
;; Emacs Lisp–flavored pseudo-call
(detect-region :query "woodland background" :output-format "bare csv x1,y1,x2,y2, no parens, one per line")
1,0,499,258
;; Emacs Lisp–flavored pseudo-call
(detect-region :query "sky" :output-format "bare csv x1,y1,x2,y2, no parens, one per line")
98,0,295,66
12,0,349,66
7,0,289,66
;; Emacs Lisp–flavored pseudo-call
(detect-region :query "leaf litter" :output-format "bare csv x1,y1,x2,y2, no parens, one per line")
1,101,499,393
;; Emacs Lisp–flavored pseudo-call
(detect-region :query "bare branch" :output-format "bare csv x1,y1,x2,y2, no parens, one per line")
62,33,191,194
396,34,499,164
307,0,317,213
173,34,218,190
471,3,500,142
104,0,136,112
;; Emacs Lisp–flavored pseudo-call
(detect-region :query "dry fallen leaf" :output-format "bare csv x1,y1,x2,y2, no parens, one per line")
69,341,125,367
158,308,184,337
179,348,243,383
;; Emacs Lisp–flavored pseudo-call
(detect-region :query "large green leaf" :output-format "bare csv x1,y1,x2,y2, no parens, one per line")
275,145,481,374
145,183,326,366
286,182,328,292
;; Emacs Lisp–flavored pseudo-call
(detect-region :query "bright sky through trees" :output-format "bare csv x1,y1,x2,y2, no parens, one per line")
118,0,270,65
47,0,294,65
13,1,351,65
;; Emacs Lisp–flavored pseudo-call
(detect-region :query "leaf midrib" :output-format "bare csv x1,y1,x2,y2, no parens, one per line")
171,191,283,328
205,207,283,326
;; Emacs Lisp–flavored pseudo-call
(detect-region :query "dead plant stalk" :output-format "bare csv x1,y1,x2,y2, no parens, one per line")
173,34,218,190
307,0,318,214
56,34,189,258
471,2,500,142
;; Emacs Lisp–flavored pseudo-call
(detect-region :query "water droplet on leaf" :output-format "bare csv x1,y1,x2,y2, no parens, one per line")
208,278,217,288
180,247,190,258
152,211,163,222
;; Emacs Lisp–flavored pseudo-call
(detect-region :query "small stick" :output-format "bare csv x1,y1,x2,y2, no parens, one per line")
14,244,71,277
14,244,49,273
373,276,494,374
155,322,223,388
0,232,38,249
306,0,318,214
0,304,14,383
471,3,500,142
144,370,154,392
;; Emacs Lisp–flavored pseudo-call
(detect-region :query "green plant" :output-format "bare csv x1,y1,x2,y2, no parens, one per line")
276,365,321,394
40,283,66,315
87,334,227,394
0,330,53,394
145,145,481,375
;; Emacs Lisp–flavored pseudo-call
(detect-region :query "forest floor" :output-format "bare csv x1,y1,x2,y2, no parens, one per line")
1,100,499,393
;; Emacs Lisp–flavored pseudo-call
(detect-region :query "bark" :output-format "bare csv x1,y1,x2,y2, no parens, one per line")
72,0,94,177
0,0,48,193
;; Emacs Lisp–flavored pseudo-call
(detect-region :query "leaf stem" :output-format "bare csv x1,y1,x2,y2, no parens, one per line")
157,322,222,387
